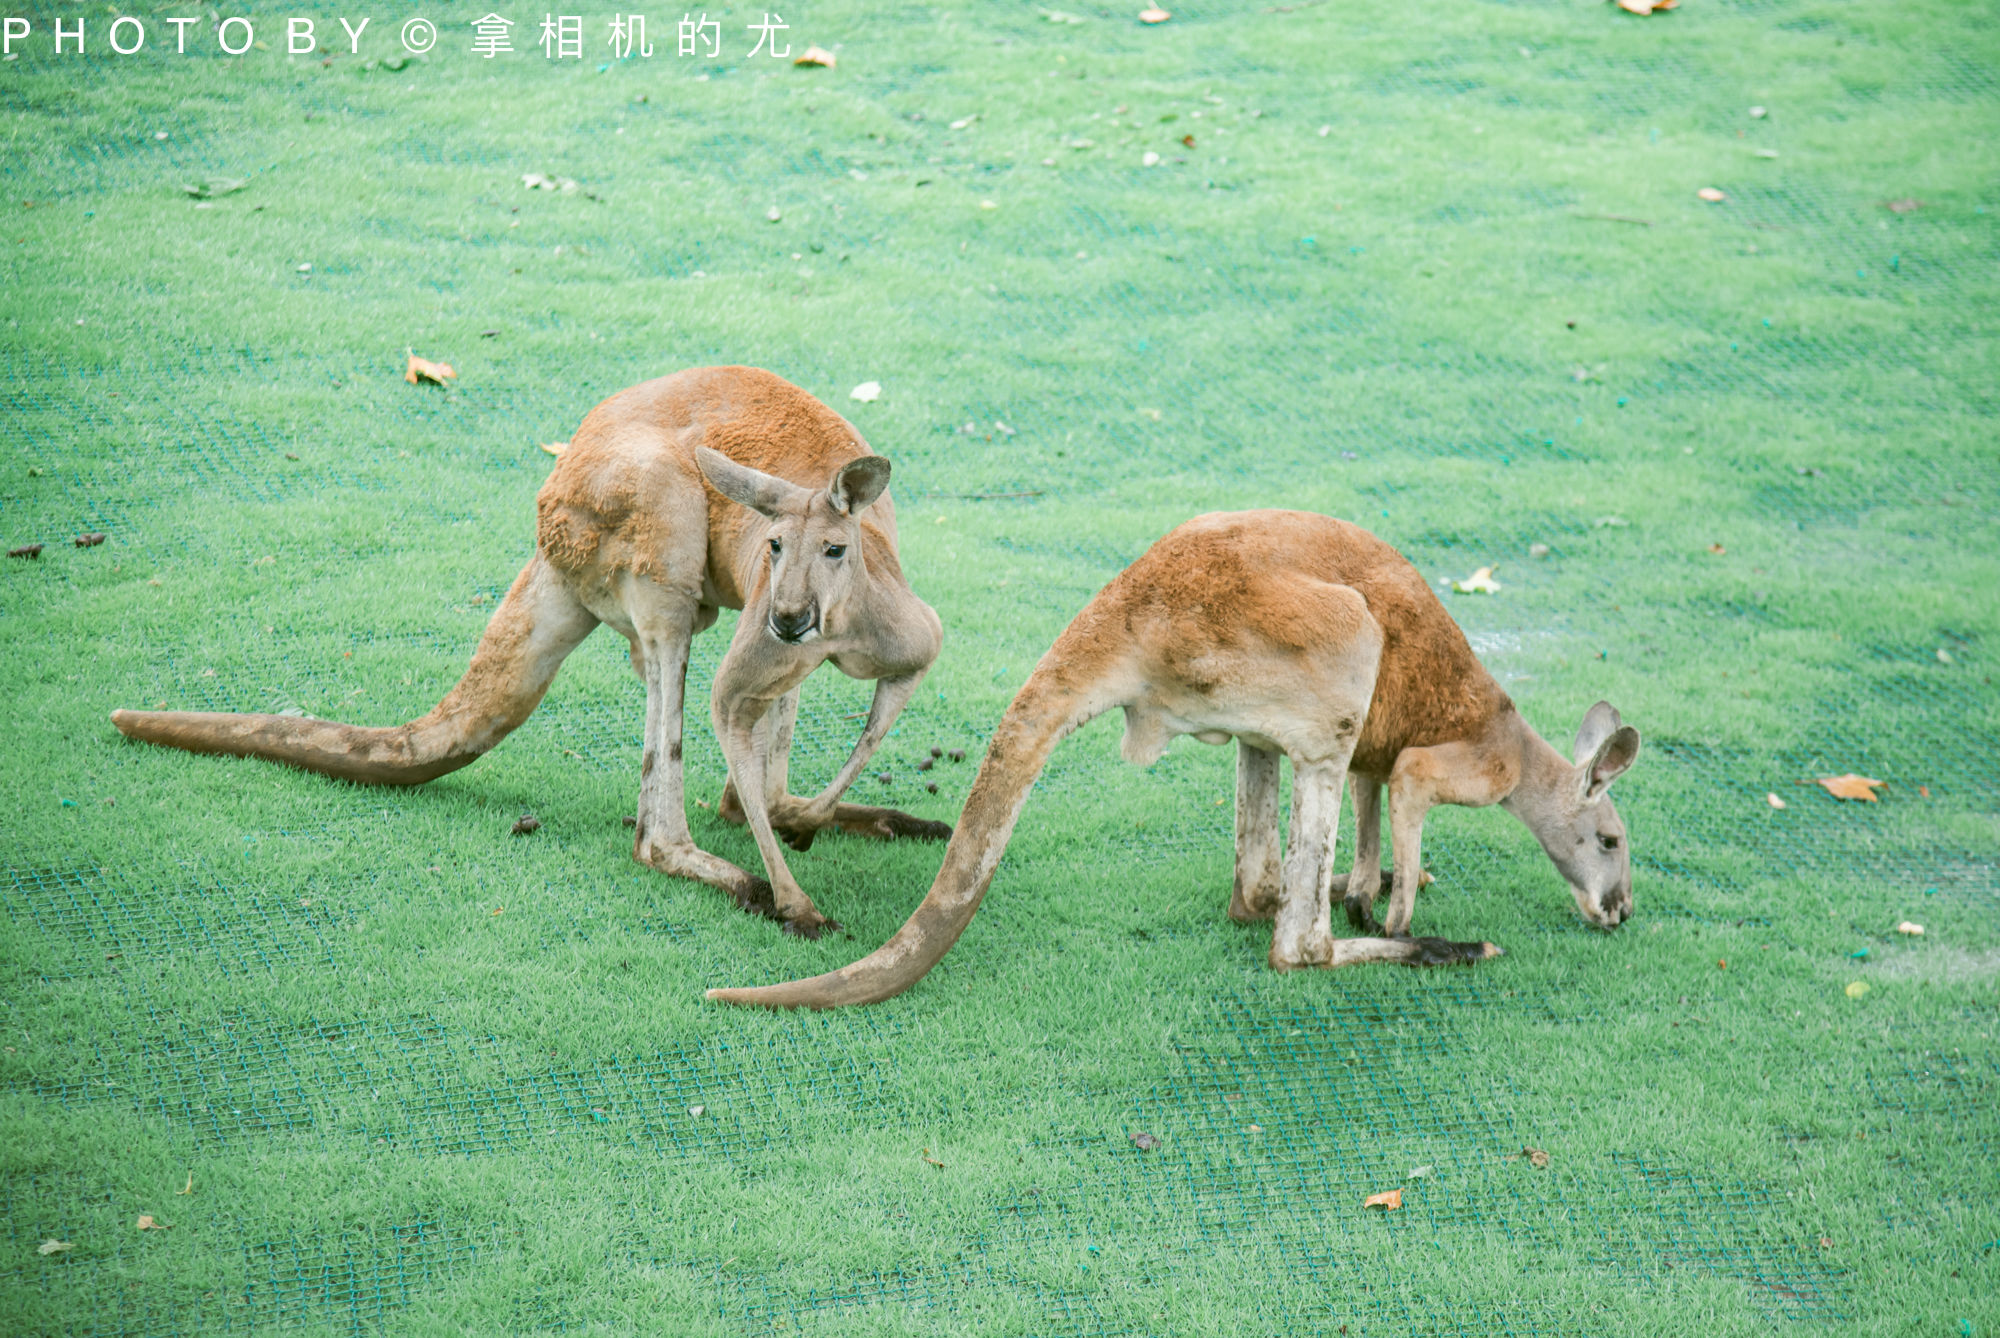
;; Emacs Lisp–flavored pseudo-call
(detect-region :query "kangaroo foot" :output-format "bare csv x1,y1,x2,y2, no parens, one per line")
1228,884,1281,923
1328,866,1432,897
829,803,952,842
1406,936,1503,967
1343,897,1386,934
779,910,843,940
634,836,781,921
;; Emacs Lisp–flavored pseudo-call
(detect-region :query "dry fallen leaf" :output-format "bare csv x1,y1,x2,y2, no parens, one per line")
1139,6,1172,22
922,1147,946,1169
38,1240,73,1255
793,45,836,67
135,1215,170,1231
850,380,882,403
541,441,567,456
1895,921,1924,936
1130,1132,1161,1151
1816,774,1885,802
405,353,457,386
1697,187,1727,202
1845,980,1870,999
1817,1235,1833,1248
1883,198,1923,214
1614,0,1677,11
1521,1147,1550,1168
176,1173,192,1196
1363,1188,1402,1210
1707,542,1727,555
1452,566,1501,594
1766,792,1787,809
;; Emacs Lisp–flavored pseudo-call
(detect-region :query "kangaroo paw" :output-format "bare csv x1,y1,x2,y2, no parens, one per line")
776,824,819,853
780,911,842,940
1408,936,1503,967
730,876,779,920
1344,898,1385,934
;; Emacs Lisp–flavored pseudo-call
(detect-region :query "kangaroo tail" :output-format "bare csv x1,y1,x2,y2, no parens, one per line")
110,555,598,786
707,613,1131,1009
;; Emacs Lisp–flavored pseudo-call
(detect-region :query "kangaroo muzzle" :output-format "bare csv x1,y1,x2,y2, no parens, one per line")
769,605,818,644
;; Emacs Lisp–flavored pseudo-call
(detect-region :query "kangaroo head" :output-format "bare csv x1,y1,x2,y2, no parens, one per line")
695,448,893,645
1528,701,1641,929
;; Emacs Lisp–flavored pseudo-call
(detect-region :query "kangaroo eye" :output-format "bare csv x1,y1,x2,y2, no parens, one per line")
1599,834,1622,851
824,543,846,559
768,538,782,557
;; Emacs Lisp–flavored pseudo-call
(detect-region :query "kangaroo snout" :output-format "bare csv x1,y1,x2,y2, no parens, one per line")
769,606,818,644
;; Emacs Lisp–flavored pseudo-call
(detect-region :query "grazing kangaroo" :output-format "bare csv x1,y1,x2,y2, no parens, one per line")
111,366,948,938
708,509,1641,1008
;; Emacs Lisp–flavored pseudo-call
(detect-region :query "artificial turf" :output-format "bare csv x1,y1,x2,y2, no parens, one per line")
1,0,1996,1332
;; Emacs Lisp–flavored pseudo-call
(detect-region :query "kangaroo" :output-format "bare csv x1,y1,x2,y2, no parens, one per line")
707,509,1641,1007
110,366,949,938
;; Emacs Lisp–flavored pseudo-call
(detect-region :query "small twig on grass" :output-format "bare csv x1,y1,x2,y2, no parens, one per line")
914,491,1045,501
1572,213,1654,226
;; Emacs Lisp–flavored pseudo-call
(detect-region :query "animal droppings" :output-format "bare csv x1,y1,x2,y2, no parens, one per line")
1130,1132,1161,1151
916,757,934,771
1520,1147,1550,1168
948,749,967,762
512,814,542,834
7,543,43,558
621,814,637,828
926,781,938,794
75,532,106,547
877,772,892,784
930,746,943,758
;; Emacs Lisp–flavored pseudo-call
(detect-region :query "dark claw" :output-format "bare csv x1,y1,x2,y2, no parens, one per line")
781,914,841,940
777,824,818,853
1344,898,1385,934
1410,936,1499,967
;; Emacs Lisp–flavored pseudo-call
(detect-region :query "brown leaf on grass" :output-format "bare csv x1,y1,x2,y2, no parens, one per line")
75,532,106,547
135,1216,170,1231
922,1147,946,1169
1181,133,1196,148
1708,543,1727,555
512,814,541,834
8,543,43,559
405,353,457,386
1766,792,1787,809
794,45,836,67
1130,1132,1161,1151
1139,7,1172,22
1614,0,1676,13
1816,774,1885,802
1697,187,1727,202
1520,1147,1550,1168
1882,198,1923,214
38,1240,73,1255
1363,1188,1402,1210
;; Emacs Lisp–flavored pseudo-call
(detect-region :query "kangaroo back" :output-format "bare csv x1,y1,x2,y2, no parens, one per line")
111,556,597,785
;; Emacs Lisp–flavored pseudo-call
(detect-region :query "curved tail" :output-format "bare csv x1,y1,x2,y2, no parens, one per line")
707,621,1130,1009
110,555,598,786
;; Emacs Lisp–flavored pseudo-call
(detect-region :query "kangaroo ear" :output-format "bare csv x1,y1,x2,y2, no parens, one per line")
827,455,892,517
1577,725,1640,803
695,447,808,520
1572,700,1624,767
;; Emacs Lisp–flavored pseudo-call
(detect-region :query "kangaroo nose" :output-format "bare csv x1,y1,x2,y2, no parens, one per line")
770,609,815,643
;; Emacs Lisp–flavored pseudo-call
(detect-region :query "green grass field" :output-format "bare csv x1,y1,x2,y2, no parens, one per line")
2,0,1996,1332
